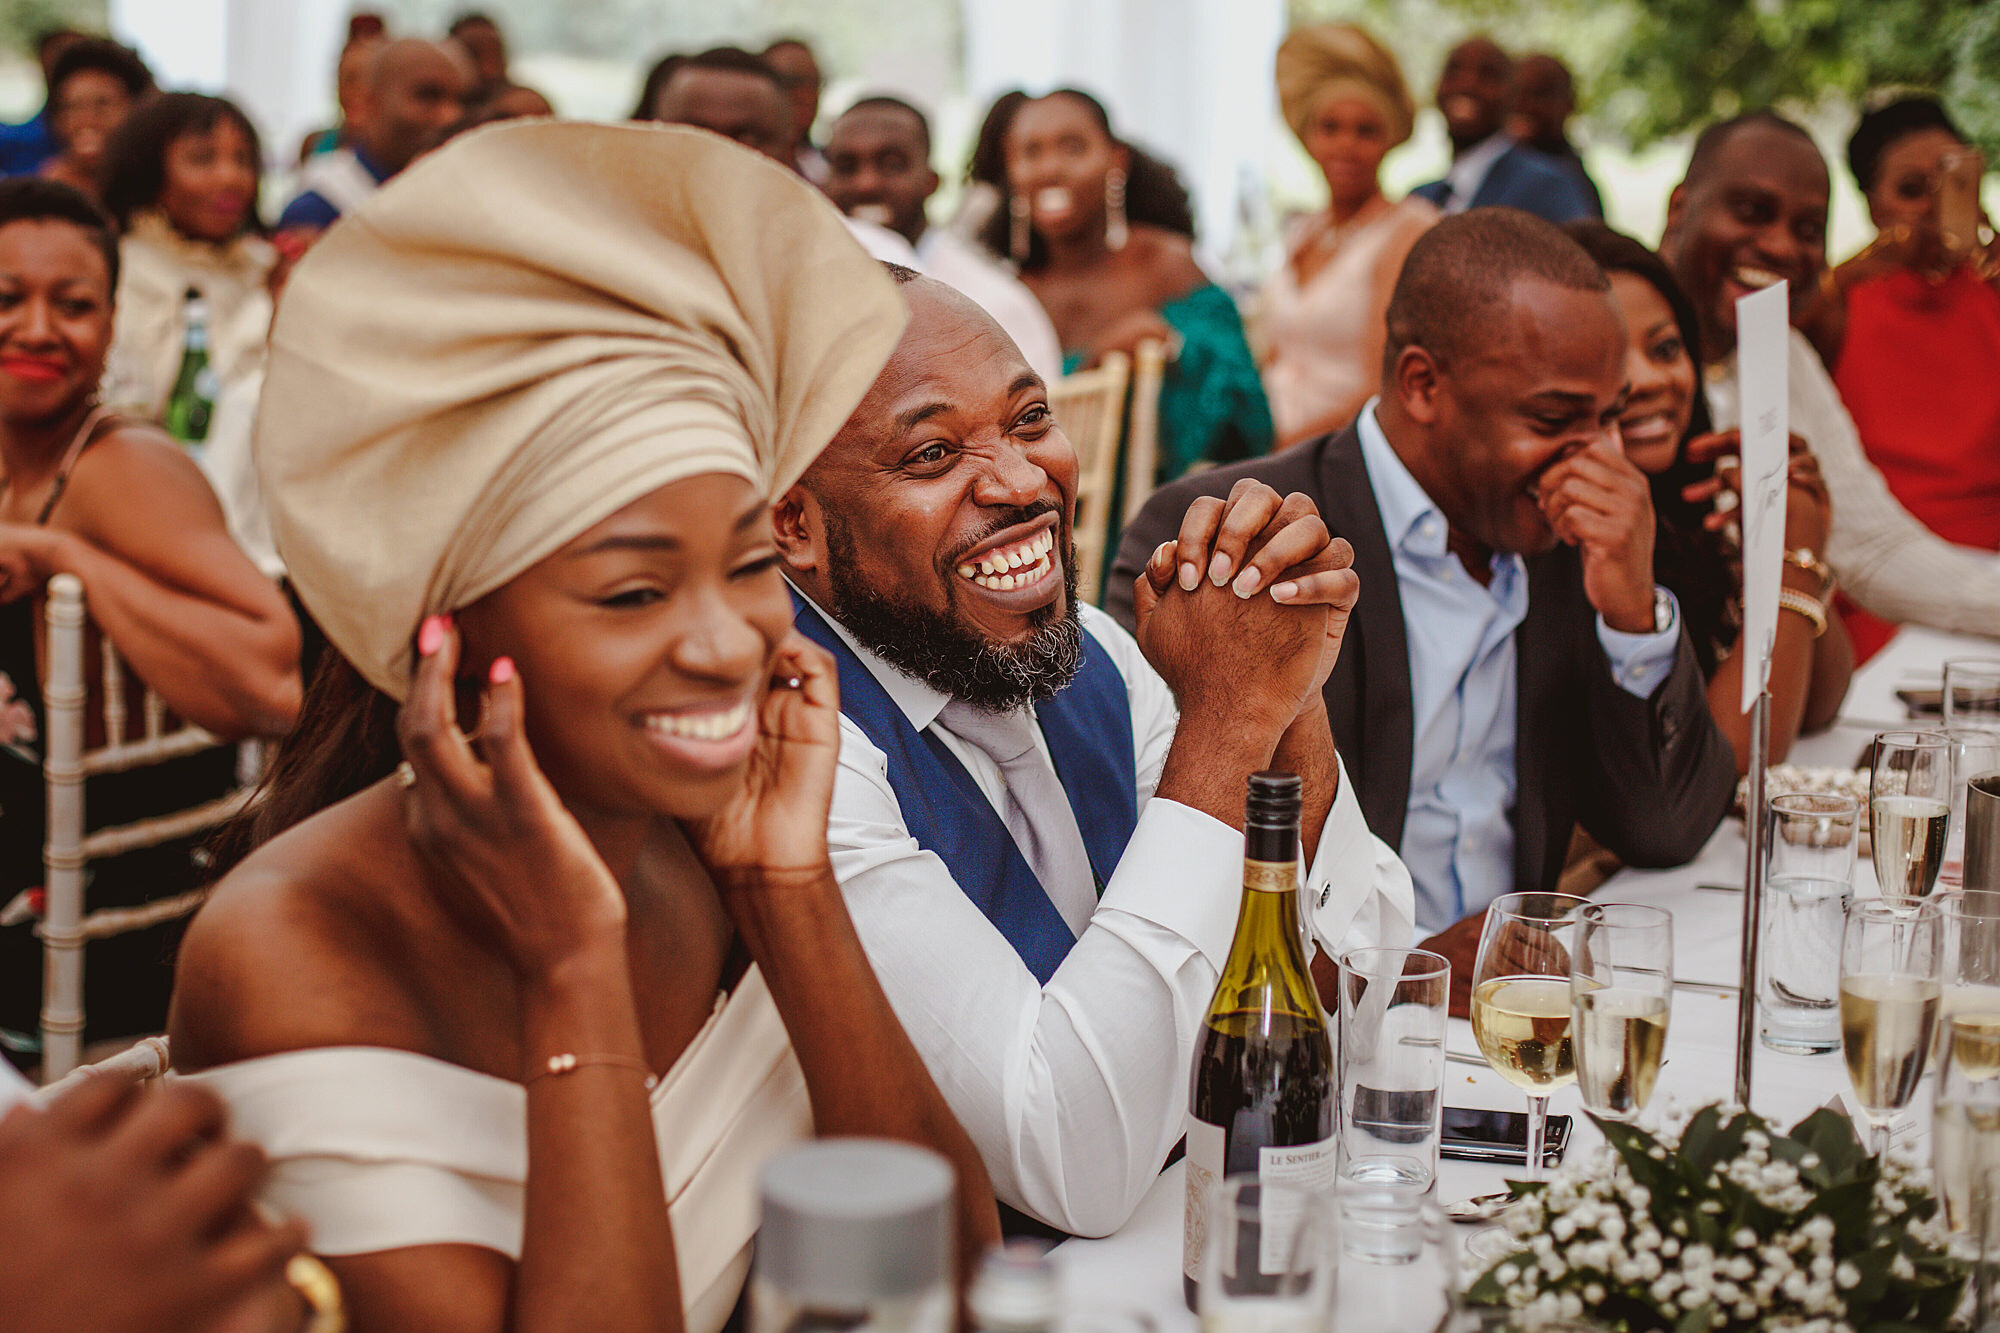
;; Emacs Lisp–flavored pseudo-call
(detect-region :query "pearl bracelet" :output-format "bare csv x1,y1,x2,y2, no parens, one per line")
527,1052,659,1090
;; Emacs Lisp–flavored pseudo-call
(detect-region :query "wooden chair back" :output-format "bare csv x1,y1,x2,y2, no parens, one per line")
39,573,258,1082
1121,338,1170,525
1047,350,1130,606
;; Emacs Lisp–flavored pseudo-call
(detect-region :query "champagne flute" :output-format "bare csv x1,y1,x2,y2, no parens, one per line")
1470,892,1587,1183
1935,1011,2000,1331
1871,730,1952,904
1570,903,1673,1122
1840,898,1942,1157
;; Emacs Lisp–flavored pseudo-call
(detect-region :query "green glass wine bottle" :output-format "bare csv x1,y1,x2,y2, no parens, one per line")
1183,771,1334,1309
163,288,217,449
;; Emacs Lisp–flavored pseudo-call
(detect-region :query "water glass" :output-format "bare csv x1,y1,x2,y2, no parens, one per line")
1570,903,1673,1120
1946,659,2000,729
1331,1190,1456,1332
1761,793,1860,1054
1947,730,2000,888
1841,898,1943,1157
1337,947,1449,1192
1871,730,1953,903
1197,1175,1335,1333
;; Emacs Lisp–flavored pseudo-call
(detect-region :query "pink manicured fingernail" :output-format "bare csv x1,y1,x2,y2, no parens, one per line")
418,616,445,656
1178,561,1200,591
490,657,516,684
1232,566,1262,598
1271,581,1299,602
1207,551,1232,586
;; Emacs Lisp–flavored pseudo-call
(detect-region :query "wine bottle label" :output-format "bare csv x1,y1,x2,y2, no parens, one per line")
1182,1116,1224,1281
1256,1138,1338,1271
1242,858,1296,894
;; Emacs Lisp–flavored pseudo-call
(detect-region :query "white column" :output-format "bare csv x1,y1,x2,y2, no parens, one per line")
961,0,1284,260
110,0,348,170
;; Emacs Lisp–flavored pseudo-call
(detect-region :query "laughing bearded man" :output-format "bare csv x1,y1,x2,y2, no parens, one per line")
773,266,1413,1237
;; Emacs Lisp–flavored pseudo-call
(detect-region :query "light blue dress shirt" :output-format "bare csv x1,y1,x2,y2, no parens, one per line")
1354,403,1682,932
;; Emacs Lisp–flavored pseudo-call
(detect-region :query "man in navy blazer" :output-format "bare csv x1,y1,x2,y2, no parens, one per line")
1410,37,1596,225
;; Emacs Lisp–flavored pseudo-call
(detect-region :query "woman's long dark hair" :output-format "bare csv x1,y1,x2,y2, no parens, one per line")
974,88,1196,270
210,646,400,875
99,92,265,235
1565,221,1737,677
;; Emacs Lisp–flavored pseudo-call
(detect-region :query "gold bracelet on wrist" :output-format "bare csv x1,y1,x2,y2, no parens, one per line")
526,1051,659,1090
1777,588,1829,638
1783,547,1834,596
287,1254,346,1333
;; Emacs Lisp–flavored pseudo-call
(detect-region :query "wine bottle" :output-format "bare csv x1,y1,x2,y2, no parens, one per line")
163,287,217,449
1183,771,1334,1309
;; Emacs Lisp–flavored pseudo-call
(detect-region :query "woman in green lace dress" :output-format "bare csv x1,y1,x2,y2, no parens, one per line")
982,89,1273,486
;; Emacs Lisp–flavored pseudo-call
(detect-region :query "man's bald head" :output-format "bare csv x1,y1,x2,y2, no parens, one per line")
358,39,473,173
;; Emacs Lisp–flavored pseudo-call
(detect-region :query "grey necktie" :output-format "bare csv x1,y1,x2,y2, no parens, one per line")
937,699,1099,937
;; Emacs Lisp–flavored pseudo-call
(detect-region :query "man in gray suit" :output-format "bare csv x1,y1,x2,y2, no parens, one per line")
1112,209,1733,1007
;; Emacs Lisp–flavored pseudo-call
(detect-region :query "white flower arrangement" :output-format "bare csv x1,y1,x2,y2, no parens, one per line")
1464,1103,1966,1332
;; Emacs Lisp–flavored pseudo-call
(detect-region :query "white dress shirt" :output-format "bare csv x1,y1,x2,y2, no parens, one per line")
815,597,1414,1235
1706,328,2000,638
1354,404,1681,931
1437,133,1514,216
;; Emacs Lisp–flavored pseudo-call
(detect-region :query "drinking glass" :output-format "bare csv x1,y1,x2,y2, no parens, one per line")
1570,903,1673,1121
1871,730,1953,903
1469,892,1587,1184
1337,947,1449,1192
1946,730,2000,888
1936,1012,2000,1332
1197,1175,1336,1333
1331,1189,1456,1332
1761,793,1860,1053
1840,898,1943,1157
1945,659,2000,729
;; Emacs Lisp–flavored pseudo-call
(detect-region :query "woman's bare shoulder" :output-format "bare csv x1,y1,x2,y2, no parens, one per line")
171,786,436,1071
57,421,230,533
1130,227,1208,301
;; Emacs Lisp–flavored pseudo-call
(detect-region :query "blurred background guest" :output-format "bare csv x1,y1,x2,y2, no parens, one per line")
1508,53,1604,218
1569,221,1851,773
647,47,793,166
98,93,268,422
38,38,152,205
447,11,511,111
296,20,387,163
0,179,300,1062
822,95,1062,381
0,29,84,177
987,89,1272,484
762,36,826,181
1411,36,1595,224
1260,22,1435,446
1661,111,2000,651
1808,96,2000,553
629,52,685,122
276,38,471,232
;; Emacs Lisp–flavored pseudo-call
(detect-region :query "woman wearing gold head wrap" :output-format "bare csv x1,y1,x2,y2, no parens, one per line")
1260,23,1437,447
170,121,999,1333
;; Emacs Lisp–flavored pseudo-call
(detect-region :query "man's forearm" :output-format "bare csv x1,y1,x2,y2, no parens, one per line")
1272,699,1338,862
1151,707,1286,832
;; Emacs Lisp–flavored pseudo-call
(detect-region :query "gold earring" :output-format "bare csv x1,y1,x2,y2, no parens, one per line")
1105,166,1128,251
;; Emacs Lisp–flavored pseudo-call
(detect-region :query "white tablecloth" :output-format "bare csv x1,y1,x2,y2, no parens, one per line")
1053,625,1996,1330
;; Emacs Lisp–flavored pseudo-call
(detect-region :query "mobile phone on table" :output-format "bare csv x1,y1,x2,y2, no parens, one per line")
1939,150,1983,256
1439,1106,1571,1167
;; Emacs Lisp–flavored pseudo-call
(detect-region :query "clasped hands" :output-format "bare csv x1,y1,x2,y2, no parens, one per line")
1131,479,1357,738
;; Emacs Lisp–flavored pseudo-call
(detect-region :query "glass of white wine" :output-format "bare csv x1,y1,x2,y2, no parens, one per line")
1569,903,1673,1122
1470,892,1588,1184
1871,730,1952,904
1937,1011,2000,1332
1840,898,1943,1157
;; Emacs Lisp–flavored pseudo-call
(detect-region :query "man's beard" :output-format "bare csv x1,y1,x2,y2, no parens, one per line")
822,506,1084,714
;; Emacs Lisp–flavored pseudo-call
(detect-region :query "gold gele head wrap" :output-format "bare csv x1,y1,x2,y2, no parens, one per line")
1275,22,1416,150
256,120,907,700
